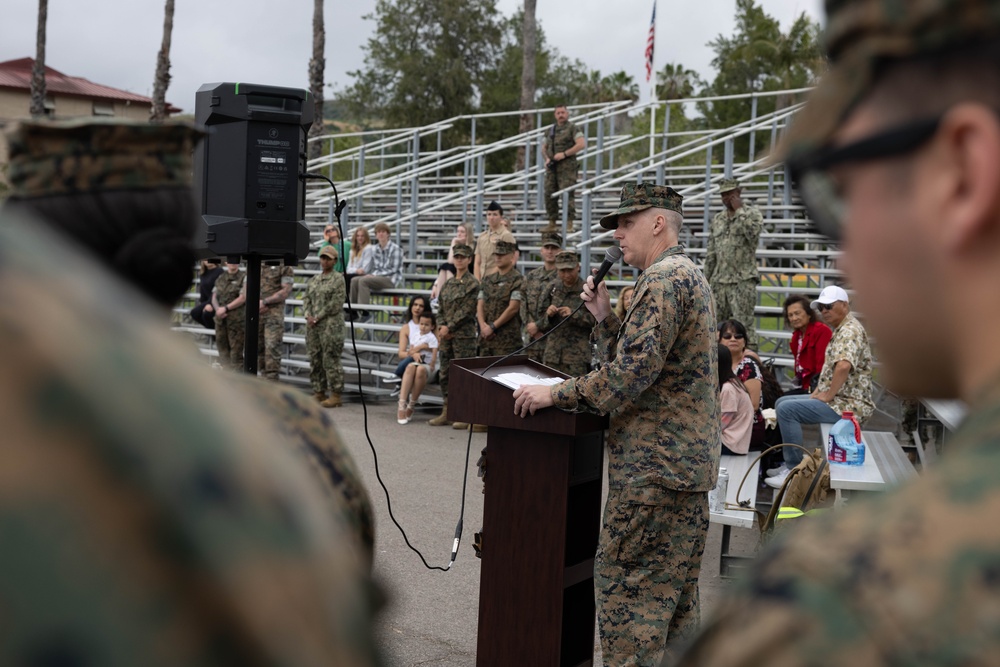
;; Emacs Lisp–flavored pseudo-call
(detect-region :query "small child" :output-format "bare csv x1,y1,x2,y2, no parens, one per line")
398,313,439,424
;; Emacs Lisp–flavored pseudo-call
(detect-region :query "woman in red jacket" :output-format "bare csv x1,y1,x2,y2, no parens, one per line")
784,294,833,394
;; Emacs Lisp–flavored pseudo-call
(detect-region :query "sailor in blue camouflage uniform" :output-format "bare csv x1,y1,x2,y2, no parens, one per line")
515,183,719,666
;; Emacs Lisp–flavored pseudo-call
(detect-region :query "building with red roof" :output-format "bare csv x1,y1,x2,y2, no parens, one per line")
0,57,180,123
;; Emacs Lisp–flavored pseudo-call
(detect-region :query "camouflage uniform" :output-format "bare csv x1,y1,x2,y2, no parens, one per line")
673,2,1000,665
538,263,594,377
703,184,763,346
233,374,375,568
258,263,295,380
478,261,525,357
521,234,561,363
304,269,346,397
544,119,584,224
555,184,720,666
437,260,480,400
0,211,381,667
213,269,246,370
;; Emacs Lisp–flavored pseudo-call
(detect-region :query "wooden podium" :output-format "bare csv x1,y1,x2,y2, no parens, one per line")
450,356,608,667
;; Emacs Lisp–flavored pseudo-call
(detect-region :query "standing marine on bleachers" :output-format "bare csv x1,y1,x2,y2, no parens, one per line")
538,250,595,377
543,104,586,233
258,261,294,380
521,231,562,363
429,243,480,427
703,178,763,346
305,245,346,408
474,200,515,280
212,260,247,370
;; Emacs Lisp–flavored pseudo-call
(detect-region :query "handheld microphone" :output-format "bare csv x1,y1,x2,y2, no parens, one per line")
592,246,623,287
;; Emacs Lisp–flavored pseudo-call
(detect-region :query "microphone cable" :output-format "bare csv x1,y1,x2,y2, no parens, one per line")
303,172,473,571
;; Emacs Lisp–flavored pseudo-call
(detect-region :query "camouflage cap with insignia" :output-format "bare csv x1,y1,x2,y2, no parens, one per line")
778,0,1000,168
493,240,517,255
5,118,204,199
599,182,684,230
719,178,740,194
318,245,339,260
452,243,473,257
554,251,579,269
541,231,563,248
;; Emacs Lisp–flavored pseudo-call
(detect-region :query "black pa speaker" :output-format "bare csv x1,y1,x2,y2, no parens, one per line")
192,82,314,262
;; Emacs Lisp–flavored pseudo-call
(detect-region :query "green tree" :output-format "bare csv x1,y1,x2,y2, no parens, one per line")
341,0,502,129
699,0,822,160
656,62,703,101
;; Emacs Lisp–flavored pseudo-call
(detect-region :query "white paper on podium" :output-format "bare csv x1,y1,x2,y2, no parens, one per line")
491,372,565,390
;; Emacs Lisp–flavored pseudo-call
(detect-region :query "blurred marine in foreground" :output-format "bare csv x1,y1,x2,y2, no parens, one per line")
674,1,1000,665
0,118,380,666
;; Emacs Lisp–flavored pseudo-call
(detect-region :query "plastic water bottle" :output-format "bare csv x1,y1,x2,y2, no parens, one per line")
828,411,865,466
709,467,729,512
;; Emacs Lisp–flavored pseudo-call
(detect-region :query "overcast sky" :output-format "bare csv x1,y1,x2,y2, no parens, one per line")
0,0,823,116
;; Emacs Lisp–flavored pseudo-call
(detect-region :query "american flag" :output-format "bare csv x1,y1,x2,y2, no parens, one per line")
645,0,656,83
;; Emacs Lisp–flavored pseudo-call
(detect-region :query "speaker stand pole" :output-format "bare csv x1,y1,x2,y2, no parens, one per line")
243,253,261,375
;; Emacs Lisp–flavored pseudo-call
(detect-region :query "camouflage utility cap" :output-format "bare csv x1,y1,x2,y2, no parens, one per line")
319,245,339,260
541,231,563,248
554,251,579,269
6,118,204,199
599,182,684,229
779,0,1000,166
493,240,516,255
452,243,473,258
719,178,740,193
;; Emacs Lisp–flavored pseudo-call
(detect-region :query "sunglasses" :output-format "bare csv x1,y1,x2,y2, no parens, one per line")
816,302,837,312
790,115,943,241
720,332,745,340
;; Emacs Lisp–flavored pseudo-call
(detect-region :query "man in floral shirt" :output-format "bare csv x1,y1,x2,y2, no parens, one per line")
767,285,873,487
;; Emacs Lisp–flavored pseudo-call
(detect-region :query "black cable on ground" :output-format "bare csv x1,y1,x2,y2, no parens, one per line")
303,172,473,571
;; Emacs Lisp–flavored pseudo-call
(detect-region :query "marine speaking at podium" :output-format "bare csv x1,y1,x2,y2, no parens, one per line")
513,182,721,666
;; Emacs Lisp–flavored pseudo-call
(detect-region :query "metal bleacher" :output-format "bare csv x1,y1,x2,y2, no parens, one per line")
174,86,843,393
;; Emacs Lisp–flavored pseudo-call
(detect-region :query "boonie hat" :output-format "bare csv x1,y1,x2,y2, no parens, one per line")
600,182,683,229
811,285,850,311
554,251,578,270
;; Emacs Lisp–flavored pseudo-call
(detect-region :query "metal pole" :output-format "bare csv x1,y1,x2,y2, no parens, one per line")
649,104,656,164
767,118,778,217
661,103,671,153
327,137,334,182
395,180,403,240
581,190,592,269
462,157,470,225
595,117,605,186
703,143,714,232
475,154,485,234
748,94,759,163
471,118,476,148
724,137,734,178
609,115,616,172
243,254,261,375
436,128,442,180
357,142,366,213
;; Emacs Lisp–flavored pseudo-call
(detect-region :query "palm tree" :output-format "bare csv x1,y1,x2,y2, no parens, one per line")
29,0,48,118
150,0,175,123
599,71,639,103
656,63,702,101
748,13,824,108
307,0,326,161
515,0,537,171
